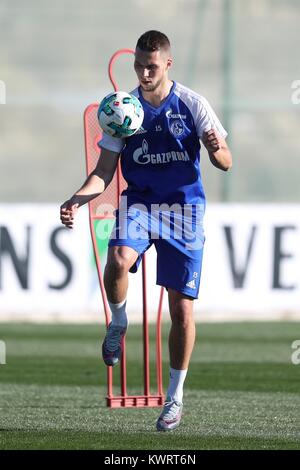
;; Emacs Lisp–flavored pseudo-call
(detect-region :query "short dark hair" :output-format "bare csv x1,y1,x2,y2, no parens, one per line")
136,30,170,52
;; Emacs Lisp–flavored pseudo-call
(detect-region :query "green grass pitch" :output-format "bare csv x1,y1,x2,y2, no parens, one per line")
0,322,299,450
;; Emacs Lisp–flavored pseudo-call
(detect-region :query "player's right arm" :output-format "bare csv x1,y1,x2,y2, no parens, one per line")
60,147,120,229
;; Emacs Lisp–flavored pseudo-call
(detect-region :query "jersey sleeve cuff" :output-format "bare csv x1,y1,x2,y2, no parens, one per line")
97,134,124,153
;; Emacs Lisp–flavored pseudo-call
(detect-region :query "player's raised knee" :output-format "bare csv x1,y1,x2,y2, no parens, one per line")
108,250,134,275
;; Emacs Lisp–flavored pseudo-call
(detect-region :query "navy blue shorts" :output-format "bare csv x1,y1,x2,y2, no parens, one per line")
108,203,205,299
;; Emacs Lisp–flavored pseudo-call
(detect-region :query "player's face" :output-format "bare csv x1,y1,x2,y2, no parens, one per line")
134,47,172,92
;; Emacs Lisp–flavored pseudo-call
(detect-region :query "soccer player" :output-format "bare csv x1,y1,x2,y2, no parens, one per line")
60,30,232,431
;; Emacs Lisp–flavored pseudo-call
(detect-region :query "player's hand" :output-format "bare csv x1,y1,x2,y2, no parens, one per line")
60,200,79,229
202,129,222,153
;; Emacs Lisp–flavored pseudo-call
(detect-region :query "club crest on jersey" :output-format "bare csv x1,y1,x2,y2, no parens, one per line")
170,120,184,137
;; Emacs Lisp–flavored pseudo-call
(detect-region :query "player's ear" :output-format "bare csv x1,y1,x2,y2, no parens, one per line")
166,57,173,70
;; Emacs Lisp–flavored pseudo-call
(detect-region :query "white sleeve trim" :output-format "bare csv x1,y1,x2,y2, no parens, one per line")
174,84,228,140
98,132,124,153
196,95,228,140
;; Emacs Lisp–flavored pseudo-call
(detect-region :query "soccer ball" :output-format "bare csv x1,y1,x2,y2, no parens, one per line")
98,91,144,138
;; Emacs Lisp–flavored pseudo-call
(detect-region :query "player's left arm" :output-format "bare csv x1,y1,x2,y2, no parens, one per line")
202,129,232,171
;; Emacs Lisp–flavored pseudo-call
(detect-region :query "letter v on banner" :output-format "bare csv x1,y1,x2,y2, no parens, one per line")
83,49,164,408
223,225,257,288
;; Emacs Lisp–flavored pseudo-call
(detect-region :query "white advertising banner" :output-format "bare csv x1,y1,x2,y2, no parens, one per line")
0,204,92,321
200,204,300,320
0,203,299,322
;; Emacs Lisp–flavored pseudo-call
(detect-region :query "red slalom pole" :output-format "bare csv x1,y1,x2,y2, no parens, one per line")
156,287,164,396
83,47,164,406
142,256,150,402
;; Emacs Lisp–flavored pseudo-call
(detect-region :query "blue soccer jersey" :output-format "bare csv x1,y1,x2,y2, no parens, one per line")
98,82,227,298
99,81,227,208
